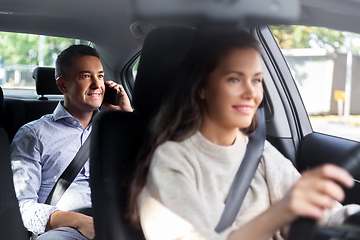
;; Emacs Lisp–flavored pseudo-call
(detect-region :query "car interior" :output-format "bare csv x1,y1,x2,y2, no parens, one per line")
2,0,360,239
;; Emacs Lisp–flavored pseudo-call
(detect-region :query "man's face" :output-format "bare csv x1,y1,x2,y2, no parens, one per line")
58,55,105,116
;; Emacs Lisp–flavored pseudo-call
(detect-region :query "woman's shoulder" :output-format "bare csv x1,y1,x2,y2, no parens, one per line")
264,140,284,157
154,131,213,158
155,137,192,155
152,137,196,167
261,140,301,179
263,140,290,163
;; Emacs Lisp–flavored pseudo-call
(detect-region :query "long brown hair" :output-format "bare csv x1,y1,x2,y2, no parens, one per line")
127,29,261,227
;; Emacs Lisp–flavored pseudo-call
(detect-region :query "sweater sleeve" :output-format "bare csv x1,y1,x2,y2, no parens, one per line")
262,141,360,228
138,141,233,240
261,141,301,204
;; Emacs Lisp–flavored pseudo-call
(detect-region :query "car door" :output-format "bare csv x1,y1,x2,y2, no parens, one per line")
255,26,360,205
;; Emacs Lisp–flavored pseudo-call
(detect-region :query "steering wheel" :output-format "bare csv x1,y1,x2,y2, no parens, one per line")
287,144,360,240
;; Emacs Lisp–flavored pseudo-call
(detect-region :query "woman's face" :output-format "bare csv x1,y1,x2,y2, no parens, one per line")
200,47,263,132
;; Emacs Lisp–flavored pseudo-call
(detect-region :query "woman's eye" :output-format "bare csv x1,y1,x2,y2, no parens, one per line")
252,78,262,84
228,77,238,83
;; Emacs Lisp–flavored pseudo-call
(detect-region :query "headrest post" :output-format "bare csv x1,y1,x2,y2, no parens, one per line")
37,95,48,100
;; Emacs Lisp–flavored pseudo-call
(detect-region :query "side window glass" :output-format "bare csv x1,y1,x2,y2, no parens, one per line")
271,26,360,142
133,57,140,80
0,31,88,90
121,54,140,95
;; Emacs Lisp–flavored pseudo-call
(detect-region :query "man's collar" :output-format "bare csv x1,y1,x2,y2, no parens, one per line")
52,100,100,122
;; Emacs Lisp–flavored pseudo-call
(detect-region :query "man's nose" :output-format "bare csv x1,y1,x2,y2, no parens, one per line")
91,76,103,88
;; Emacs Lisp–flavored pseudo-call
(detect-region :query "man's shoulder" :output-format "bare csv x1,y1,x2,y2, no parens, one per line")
24,113,54,128
15,113,54,137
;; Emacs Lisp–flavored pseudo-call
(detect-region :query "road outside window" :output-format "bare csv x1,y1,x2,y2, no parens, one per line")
271,26,360,142
0,31,88,90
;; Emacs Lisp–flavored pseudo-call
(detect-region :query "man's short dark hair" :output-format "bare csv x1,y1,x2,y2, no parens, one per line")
55,44,100,79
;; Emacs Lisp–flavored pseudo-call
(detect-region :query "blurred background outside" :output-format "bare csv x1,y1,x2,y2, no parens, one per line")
271,26,360,141
0,31,87,89
1,28,360,142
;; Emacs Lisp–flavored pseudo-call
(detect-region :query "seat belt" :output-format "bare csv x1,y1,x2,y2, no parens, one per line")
45,133,91,206
215,103,266,232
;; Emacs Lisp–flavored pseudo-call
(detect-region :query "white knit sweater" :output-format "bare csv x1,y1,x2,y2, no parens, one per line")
138,131,360,240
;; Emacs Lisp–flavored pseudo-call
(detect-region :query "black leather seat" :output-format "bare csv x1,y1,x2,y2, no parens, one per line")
0,87,5,117
0,87,6,129
90,26,195,240
0,127,28,239
3,67,61,141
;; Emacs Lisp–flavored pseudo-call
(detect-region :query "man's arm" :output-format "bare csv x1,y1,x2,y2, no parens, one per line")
11,125,59,235
46,211,94,240
12,124,96,238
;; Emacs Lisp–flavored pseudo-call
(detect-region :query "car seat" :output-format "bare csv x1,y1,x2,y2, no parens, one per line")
0,87,5,117
3,67,61,141
0,127,28,239
0,87,6,129
90,26,195,240
32,66,62,100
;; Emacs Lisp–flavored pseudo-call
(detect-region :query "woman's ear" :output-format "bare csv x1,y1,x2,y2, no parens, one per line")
199,89,205,100
56,77,68,94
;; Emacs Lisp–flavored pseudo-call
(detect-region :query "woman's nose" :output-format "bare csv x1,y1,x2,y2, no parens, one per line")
242,81,256,98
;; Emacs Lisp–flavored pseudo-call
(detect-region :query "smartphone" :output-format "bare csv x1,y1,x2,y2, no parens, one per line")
103,84,120,105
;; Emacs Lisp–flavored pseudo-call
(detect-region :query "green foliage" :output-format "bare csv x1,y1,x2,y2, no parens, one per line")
133,58,140,71
0,32,38,65
270,25,347,52
41,36,77,66
0,31,85,66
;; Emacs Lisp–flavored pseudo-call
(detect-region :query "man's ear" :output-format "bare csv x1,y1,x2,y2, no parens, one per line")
56,77,68,94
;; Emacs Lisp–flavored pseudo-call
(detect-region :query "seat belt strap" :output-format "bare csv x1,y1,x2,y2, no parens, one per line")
45,133,92,206
215,104,266,232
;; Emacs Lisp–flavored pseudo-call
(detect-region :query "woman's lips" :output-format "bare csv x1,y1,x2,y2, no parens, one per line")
233,105,253,114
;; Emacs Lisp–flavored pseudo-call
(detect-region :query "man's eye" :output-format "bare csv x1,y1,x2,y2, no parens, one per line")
82,74,90,79
98,75,104,79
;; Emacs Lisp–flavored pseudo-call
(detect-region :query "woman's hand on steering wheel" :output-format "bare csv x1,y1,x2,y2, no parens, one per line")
280,164,354,223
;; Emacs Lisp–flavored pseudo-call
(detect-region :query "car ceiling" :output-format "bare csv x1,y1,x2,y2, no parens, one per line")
0,0,142,73
1,0,360,73
300,0,360,33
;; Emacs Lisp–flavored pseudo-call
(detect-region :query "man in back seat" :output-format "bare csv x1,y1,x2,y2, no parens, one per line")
10,45,132,240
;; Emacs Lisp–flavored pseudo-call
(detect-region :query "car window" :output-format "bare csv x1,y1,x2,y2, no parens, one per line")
271,26,360,142
0,31,88,91
132,57,139,80
121,54,140,96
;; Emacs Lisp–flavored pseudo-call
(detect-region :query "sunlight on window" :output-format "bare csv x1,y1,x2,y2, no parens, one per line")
0,32,88,89
271,25,360,142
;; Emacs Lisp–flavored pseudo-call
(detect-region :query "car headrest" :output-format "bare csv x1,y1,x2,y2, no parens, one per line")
32,67,62,96
132,26,195,116
0,87,5,117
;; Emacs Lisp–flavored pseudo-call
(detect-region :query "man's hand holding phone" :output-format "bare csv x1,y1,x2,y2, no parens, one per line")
102,81,133,112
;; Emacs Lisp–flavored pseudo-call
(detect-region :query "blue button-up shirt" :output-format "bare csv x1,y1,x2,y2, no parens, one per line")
10,101,98,235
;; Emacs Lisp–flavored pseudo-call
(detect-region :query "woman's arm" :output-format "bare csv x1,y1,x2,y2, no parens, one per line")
228,164,354,240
